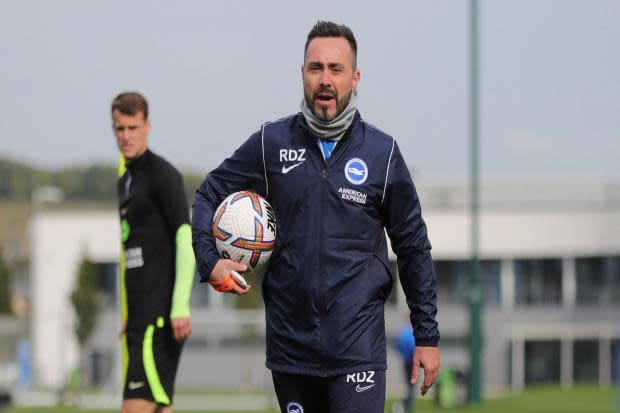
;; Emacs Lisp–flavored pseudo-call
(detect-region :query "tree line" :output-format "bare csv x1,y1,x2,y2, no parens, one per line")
0,158,205,203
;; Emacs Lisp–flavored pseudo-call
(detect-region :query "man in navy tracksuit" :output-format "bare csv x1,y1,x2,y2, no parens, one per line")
192,21,440,413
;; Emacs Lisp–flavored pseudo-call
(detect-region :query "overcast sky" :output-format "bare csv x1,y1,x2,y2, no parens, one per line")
1,0,618,181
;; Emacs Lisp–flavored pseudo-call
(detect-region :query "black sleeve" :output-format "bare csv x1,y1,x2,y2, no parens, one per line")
152,161,190,236
192,130,266,282
380,141,439,347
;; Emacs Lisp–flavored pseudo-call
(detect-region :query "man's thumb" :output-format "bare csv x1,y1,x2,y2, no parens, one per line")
231,261,247,272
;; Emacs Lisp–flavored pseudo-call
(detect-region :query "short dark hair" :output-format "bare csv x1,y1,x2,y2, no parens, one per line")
305,21,357,68
111,91,149,120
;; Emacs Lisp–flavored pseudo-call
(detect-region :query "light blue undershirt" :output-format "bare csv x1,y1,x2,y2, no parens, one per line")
317,138,337,161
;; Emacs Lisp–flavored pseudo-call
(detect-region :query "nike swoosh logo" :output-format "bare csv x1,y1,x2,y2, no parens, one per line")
282,162,304,174
128,381,145,390
355,383,375,393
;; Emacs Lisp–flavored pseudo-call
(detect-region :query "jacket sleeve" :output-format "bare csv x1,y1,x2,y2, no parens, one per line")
192,130,266,282
150,162,195,319
380,141,439,347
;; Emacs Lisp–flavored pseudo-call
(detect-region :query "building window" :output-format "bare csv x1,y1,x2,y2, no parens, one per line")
573,339,599,383
481,261,501,306
434,260,500,306
435,260,467,305
525,340,561,385
514,259,562,305
96,262,118,308
576,256,620,305
613,339,620,383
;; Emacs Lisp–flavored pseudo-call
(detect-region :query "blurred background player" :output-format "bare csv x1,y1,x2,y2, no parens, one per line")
192,21,439,413
113,92,195,413
393,323,416,413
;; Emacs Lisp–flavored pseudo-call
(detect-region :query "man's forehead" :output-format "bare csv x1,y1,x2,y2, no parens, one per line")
113,110,146,123
305,37,353,62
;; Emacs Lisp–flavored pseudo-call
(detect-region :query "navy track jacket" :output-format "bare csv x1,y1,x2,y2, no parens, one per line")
192,112,439,377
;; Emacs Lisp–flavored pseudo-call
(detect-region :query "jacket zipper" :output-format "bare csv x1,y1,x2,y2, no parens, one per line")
307,130,346,375
319,163,328,374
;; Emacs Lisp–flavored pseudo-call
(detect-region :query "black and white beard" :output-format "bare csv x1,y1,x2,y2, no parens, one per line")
304,88,353,122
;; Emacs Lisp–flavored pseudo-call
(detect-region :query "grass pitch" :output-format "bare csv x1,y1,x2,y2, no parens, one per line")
4,385,616,413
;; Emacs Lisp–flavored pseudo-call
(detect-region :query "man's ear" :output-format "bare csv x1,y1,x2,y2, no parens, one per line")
352,68,361,91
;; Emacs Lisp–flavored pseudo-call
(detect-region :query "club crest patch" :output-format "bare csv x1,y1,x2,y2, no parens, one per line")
287,402,304,413
344,158,368,185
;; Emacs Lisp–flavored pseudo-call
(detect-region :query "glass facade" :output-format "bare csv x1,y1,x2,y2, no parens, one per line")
525,340,561,384
613,339,620,383
96,262,118,307
573,339,599,383
434,259,501,305
92,250,620,391
514,259,562,305
576,256,620,305
171,255,620,311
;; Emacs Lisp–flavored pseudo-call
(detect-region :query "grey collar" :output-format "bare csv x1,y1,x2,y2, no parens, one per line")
300,90,358,141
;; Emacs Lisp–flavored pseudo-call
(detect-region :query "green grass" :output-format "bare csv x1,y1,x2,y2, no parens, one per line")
386,385,617,413
5,386,617,413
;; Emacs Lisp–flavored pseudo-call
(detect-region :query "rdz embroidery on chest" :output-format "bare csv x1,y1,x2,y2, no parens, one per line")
279,149,307,174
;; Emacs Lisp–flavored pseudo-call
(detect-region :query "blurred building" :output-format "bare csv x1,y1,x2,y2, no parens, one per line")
29,179,620,394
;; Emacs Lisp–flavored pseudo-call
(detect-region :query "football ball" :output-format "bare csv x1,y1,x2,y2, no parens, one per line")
212,191,277,274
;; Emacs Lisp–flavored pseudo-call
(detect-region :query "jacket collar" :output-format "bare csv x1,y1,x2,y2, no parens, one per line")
126,149,151,171
297,111,362,143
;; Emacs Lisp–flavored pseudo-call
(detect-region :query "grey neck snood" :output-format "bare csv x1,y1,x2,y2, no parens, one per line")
300,90,358,141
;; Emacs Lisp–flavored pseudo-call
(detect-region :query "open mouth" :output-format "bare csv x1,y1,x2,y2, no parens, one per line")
316,93,335,104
